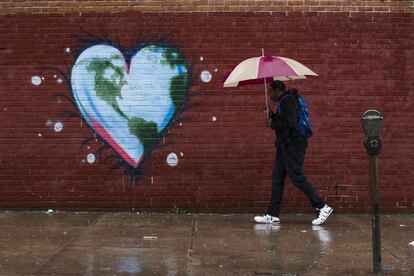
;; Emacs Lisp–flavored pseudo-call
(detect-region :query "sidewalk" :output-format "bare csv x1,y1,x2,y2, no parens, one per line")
0,211,413,275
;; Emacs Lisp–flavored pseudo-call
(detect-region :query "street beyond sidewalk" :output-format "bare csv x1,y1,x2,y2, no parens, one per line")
0,211,413,275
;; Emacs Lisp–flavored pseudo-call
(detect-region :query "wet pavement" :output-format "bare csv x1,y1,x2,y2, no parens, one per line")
0,212,413,275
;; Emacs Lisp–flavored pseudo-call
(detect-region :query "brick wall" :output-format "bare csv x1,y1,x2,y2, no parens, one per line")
0,1,413,213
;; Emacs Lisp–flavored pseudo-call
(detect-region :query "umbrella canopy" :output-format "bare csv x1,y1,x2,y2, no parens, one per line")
222,55,318,88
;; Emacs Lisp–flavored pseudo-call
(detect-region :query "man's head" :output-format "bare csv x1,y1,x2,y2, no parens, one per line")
268,80,286,102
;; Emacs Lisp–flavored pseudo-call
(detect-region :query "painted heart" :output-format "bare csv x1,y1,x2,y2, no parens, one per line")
71,44,190,168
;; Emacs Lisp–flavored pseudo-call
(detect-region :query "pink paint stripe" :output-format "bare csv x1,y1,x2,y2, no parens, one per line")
257,56,297,78
90,119,143,168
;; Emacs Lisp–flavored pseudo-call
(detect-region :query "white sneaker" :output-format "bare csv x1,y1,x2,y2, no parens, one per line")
312,205,333,225
254,214,280,224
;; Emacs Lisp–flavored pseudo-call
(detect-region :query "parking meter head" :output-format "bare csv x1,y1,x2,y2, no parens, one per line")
362,109,383,137
362,109,383,155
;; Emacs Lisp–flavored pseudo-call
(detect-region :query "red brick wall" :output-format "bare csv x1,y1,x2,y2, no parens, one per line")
1,3,414,213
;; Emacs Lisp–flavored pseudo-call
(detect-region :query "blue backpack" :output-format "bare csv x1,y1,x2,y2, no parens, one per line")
277,92,313,139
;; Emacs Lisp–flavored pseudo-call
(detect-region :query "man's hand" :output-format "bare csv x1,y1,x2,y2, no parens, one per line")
265,117,272,127
262,102,273,118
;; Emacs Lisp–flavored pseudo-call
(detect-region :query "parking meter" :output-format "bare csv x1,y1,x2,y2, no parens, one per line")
361,109,383,275
362,110,383,156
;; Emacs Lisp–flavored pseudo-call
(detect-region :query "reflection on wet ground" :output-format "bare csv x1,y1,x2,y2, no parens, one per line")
0,212,413,275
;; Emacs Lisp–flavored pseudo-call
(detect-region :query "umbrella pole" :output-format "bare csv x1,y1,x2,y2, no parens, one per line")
262,48,269,117
264,78,269,118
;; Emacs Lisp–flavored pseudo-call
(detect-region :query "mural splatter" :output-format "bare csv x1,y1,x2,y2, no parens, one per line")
70,44,190,169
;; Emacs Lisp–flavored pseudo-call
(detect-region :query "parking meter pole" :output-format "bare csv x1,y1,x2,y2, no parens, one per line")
361,109,383,276
370,155,381,275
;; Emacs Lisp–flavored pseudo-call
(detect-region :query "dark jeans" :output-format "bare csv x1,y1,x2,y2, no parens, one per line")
266,145,325,217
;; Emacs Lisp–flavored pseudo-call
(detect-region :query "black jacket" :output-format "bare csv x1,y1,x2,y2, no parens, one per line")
269,90,307,152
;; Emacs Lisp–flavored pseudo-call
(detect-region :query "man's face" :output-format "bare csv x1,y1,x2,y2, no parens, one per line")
269,86,282,103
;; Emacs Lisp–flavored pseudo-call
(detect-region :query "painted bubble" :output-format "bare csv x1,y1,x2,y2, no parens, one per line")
54,122,63,132
31,76,42,86
200,70,212,83
167,152,179,167
87,153,96,164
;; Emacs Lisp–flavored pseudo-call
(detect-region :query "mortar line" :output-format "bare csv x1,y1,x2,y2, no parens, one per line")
32,212,107,275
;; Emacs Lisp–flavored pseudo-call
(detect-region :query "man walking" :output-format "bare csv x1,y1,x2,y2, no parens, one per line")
254,80,332,225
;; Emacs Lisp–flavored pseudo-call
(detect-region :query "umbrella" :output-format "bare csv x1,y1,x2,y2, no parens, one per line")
222,50,318,115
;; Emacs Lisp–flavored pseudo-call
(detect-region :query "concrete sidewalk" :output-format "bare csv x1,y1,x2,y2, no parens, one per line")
0,212,413,275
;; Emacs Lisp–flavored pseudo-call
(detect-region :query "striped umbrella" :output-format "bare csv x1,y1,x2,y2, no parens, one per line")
222,53,318,115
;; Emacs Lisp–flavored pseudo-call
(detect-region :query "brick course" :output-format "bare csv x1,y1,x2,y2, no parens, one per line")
0,0,413,13
0,2,413,213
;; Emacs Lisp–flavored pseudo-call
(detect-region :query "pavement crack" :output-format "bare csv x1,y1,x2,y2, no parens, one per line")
343,215,412,270
32,212,106,275
186,214,197,276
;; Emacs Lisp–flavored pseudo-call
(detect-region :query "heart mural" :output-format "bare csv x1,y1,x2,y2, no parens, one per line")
71,44,190,168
